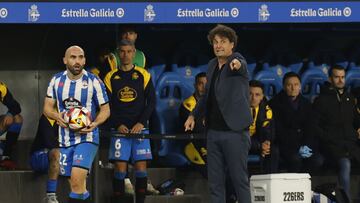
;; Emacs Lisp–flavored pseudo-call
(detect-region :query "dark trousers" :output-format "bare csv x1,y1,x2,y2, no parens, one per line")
281,150,324,173
207,129,251,203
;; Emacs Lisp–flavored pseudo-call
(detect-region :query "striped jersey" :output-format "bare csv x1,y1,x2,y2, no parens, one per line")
46,69,109,147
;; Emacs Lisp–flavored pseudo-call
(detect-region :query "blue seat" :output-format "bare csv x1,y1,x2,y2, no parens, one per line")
254,70,283,98
171,65,203,81
348,62,359,70
247,62,257,79
345,69,360,91
308,62,331,75
248,154,261,163
154,72,193,134
198,64,208,73
262,63,291,78
301,68,328,101
288,62,303,74
152,72,192,166
148,64,166,86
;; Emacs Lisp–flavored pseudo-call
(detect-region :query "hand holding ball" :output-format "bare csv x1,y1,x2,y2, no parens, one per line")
63,107,92,130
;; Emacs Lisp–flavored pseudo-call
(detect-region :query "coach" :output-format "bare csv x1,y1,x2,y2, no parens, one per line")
184,24,252,203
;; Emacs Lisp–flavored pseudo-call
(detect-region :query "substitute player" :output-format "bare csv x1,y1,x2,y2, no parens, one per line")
0,81,23,170
104,39,155,203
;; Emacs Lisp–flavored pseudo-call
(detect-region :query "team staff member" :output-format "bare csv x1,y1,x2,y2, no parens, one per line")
44,45,110,203
0,81,23,170
269,72,323,173
93,26,146,80
30,114,60,203
185,24,252,203
313,65,360,200
104,39,155,203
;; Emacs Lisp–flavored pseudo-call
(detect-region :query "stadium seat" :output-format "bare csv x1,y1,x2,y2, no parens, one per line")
152,72,193,166
247,62,257,79
153,72,193,134
348,62,359,70
198,64,208,73
254,69,284,98
288,62,304,74
171,65,203,81
248,154,261,163
301,68,328,101
148,64,166,86
308,62,331,75
262,63,290,79
157,140,190,167
345,69,360,91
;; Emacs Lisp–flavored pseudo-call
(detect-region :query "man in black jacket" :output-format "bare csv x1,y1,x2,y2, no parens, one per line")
313,65,360,200
269,72,323,173
184,24,252,203
249,80,279,173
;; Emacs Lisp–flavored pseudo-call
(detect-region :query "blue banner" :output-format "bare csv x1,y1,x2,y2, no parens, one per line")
0,2,358,23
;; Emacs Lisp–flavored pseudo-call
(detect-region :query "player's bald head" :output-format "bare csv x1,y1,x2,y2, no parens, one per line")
64,45,85,58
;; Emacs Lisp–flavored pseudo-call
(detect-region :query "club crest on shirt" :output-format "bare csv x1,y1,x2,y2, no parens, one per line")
82,80,88,89
132,72,139,80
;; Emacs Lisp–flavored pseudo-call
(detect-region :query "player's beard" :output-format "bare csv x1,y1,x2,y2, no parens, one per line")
68,64,83,76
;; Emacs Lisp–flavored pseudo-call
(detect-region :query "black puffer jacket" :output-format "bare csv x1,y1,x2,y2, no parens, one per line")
312,82,360,160
269,90,317,154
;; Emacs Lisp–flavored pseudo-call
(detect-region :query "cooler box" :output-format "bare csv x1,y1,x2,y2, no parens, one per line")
250,173,311,203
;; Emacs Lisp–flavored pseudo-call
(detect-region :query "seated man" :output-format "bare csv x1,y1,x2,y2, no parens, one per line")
269,72,323,173
179,72,207,178
313,65,360,200
249,80,279,173
30,114,59,203
0,81,23,169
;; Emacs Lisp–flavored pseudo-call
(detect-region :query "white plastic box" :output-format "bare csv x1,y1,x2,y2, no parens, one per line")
250,173,311,203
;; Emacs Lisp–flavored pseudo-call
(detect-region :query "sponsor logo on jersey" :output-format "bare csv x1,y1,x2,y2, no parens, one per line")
63,97,82,109
118,86,137,102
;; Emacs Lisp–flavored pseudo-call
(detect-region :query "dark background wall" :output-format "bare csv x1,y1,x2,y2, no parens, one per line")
1,23,360,71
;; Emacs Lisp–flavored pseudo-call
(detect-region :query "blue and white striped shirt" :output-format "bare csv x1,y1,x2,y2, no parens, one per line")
46,70,109,147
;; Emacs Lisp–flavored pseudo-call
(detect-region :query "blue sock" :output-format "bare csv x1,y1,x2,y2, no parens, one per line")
46,179,57,193
114,171,127,180
8,123,22,133
69,191,90,200
135,170,147,178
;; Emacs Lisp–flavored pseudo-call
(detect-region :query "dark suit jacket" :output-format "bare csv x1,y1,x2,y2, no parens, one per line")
192,52,252,132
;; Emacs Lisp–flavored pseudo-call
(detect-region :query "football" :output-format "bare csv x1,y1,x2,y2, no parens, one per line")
64,107,92,130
